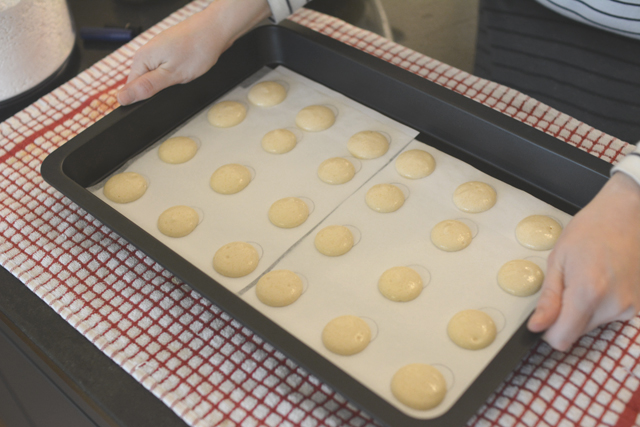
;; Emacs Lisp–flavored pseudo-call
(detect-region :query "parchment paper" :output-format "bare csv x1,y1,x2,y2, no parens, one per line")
93,67,571,419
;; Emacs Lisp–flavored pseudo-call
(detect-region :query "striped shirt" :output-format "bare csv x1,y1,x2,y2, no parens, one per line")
536,0,640,39
266,0,640,162
267,0,640,41
267,0,640,168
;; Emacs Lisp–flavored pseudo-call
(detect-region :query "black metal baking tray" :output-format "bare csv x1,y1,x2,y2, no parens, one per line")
41,21,611,427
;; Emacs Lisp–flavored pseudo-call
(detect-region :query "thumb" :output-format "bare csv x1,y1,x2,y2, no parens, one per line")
528,257,564,333
117,66,174,105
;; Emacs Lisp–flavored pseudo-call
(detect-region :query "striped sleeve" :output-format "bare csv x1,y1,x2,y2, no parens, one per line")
536,0,640,39
266,0,312,23
612,144,640,188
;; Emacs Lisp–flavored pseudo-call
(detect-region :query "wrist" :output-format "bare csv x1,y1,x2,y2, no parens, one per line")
604,170,640,209
611,150,640,192
203,0,270,48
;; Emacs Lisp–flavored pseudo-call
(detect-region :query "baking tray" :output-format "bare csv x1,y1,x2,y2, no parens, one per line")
41,22,611,427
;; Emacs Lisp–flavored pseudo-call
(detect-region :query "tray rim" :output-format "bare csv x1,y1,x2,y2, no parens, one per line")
41,22,609,427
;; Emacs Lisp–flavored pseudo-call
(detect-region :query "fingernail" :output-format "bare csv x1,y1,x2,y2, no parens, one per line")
532,306,544,319
527,309,544,330
117,89,134,105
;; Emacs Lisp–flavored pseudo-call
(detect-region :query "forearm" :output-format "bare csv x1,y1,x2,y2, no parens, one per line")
202,0,313,36
202,0,271,50
117,0,272,105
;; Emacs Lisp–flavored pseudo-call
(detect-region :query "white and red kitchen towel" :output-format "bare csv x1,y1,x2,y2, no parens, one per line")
1,2,639,426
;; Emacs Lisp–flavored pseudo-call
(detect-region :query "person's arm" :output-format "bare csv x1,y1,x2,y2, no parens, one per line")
117,0,270,105
117,0,314,105
527,147,640,351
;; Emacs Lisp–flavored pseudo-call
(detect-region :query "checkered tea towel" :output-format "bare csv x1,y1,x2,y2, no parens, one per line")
1,2,639,426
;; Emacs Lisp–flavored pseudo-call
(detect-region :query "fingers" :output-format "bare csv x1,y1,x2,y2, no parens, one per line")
583,294,638,334
125,67,144,85
541,257,613,351
527,250,598,351
117,66,172,105
117,34,174,105
116,1,235,106
533,256,640,351
527,257,564,333
541,283,596,351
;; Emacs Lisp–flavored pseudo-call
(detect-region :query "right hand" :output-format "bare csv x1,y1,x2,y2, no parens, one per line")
527,171,640,351
117,0,270,105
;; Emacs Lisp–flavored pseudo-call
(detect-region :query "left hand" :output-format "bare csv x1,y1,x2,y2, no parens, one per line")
117,0,270,106
527,171,640,351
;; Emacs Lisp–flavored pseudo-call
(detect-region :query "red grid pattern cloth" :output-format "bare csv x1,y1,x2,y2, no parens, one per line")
1,2,639,426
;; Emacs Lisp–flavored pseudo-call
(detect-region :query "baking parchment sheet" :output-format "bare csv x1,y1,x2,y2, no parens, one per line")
93,66,418,290
241,137,572,418
92,66,572,419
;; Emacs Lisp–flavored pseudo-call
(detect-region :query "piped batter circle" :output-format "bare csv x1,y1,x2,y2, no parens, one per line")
447,309,497,350
248,81,287,107
347,130,390,159
255,269,303,307
515,215,562,250
210,164,252,194
453,181,497,213
212,241,259,278
207,101,247,128
157,205,199,237
322,315,371,356
315,225,355,256
365,183,405,213
395,149,436,179
497,259,544,296
317,157,356,184
430,220,473,252
158,136,199,164
391,364,447,410
261,128,298,154
103,172,148,204
378,266,424,302
268,197,310,228
295,105,336,131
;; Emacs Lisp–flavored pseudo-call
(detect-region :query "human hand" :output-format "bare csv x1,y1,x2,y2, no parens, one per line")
527,172,640,351
117,0,270,105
